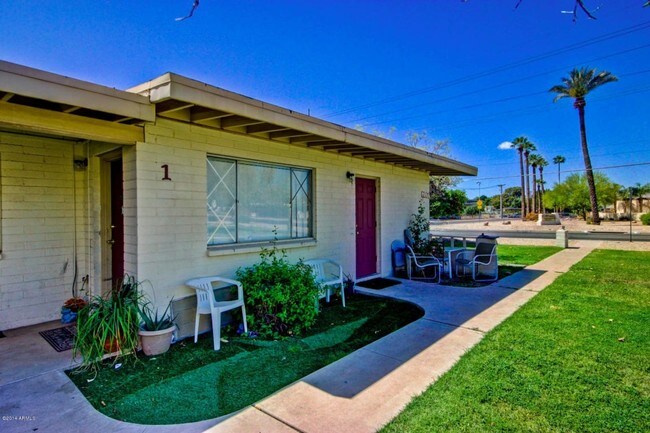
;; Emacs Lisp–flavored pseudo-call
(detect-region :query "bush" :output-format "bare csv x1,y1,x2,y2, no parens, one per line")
641,213,650,225
525,212,538,222
236,243,321,339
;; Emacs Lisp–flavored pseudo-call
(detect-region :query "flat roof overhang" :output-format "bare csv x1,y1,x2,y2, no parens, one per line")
0,61,154,144
129,73,477,176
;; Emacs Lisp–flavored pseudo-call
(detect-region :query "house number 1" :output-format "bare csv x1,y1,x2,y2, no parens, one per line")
161,164,172,181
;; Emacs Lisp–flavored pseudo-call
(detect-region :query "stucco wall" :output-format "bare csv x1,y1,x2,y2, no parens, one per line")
0,132,91,330
135,118,429,312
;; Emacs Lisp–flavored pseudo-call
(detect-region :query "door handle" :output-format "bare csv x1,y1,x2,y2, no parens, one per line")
107,239,115,245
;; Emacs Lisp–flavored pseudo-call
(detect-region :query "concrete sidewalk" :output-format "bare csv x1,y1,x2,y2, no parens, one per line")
1,244,597,433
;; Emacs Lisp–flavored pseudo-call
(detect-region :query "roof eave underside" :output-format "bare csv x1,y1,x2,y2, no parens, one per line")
0,61,155,125
129,73,477,176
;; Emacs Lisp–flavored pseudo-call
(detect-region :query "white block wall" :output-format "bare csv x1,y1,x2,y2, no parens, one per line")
0,118,430,331
134,119,429,308
0,132,91,330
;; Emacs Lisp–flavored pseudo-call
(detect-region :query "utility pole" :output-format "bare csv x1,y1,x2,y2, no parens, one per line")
498,184,505,219
629,187,633,243
477,181,482,220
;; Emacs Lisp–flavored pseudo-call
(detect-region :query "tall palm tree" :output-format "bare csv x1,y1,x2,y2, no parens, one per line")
529,154,542,213
550,67,618,224
537,156,549,212
537,180,546,212
553,155,566,184
522,140,537,215
510,136,530,220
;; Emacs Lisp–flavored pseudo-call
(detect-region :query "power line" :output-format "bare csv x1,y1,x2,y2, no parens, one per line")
407,83,650,133
468,144,650,168
350,45,650,126
459,161,650,183
324,21,650,118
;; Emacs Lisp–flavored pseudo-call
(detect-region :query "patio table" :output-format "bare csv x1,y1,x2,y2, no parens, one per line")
444,247,466,279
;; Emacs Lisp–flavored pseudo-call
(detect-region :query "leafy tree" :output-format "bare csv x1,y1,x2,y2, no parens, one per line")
544,172,619,221
550,67,618,224
405,131,461,197
630,182,650,213
430,189,467,218
504,187,522,209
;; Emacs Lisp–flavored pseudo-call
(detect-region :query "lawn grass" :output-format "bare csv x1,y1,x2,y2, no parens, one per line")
498,244,563,266
440,244,561,287
67,294,422,424
382,249,650,433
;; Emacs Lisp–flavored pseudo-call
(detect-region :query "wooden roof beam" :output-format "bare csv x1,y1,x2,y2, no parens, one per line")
190,106,231,122
156,99,194,114
347,150,388,156
290,134,332,144
305,140,344,147
269,129,312,139
321,144,362,151
246,123,290,134
1,92,15,102
221,116,265,129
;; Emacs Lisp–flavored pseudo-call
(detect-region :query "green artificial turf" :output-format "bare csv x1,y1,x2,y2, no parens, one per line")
382,249,650,433
67,294,422,424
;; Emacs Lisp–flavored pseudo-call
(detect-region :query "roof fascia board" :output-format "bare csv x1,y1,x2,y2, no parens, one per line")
0,102,143,144
132,73,477,176
0,61,154,122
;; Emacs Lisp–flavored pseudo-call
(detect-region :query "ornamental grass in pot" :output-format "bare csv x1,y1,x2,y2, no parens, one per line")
137,298,176,356
73,275,141,370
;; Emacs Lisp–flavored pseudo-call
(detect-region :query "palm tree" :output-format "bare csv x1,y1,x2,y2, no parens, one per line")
553,155,566,184
550,67,618,224
529,154,542,213
522,140,537,215
537,180,546,212
510,136,531,220
537,156,549,212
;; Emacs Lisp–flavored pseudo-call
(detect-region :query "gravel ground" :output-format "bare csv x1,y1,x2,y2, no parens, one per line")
430,217,650,251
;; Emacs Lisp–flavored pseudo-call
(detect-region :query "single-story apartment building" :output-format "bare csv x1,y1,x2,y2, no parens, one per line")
0,61,476,336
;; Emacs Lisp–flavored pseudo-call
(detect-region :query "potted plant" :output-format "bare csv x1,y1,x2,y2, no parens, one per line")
343,272,355,297
73,275,141,369
137,298,176,356
61,276,88,323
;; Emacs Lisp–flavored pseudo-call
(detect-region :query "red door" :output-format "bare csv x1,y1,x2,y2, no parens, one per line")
355,178,377,278
110,160,124,285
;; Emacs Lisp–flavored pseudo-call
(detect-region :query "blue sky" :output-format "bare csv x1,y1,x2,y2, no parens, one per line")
1,1,648,198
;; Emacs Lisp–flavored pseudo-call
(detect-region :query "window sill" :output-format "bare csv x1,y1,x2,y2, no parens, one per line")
207,238,317,257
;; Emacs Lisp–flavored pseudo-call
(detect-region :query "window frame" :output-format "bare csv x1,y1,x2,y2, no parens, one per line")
206,155,314,249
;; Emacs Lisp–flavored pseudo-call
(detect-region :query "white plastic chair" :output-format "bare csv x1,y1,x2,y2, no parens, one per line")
304,259,346,308
406,245,442,283
185,276,248,351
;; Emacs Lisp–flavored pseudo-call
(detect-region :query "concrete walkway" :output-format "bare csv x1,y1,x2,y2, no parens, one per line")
1,244,597,433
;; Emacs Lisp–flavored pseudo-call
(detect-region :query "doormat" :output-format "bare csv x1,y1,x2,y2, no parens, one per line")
39,325,76,352
356,278,402,290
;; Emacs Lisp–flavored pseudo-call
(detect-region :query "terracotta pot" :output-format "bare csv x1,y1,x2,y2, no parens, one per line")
103,332,123,354
138,326,176,356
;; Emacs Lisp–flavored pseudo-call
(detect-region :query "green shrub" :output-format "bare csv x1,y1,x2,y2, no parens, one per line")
408,200,441,255
236,244,321,339
640,213,650,225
